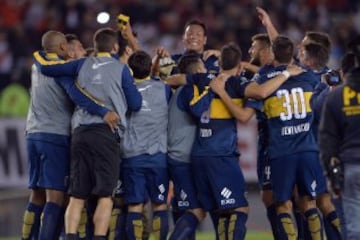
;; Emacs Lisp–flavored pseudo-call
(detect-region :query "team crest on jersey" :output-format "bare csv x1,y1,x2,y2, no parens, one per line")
200,109,210,123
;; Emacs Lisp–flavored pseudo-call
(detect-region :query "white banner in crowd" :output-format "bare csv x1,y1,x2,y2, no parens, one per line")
0,119,28,187
0,118,259,187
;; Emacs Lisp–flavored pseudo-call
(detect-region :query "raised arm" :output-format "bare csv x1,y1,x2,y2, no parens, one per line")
121,65,142,111
256,7,279,42
164,74,187,87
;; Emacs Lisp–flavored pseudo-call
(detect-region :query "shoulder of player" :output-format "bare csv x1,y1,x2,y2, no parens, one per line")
33,51,67,66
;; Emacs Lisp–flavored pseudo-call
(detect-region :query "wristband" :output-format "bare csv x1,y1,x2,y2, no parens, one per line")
281,70,290,79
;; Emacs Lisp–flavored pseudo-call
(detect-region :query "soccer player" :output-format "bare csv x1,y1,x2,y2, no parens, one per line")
172,19,219,73
167,53,207,240
243,33,280,238
166,42,301,240
121,50,171,240
256,35,325,239
21,30,119,240
257,7,345,239
65,34,87,60
299,42,343,240
38,28,142,240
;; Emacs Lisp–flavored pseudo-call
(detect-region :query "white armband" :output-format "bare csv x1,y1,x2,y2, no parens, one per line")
281,70,290,79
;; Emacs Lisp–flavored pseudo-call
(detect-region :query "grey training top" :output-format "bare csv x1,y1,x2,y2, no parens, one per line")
167,87,196,163
71,56,128,134
26,63,73,136
121,79,168,158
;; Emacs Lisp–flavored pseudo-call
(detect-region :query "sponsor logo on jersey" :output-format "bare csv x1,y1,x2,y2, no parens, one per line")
91,61,113,69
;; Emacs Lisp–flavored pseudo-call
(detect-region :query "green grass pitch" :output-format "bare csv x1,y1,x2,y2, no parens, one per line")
0,231,273,240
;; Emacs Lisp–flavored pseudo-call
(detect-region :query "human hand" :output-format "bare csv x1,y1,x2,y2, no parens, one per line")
256,7,271,27
203,49,220,61
103,111,120,132
287,64,304,77
209,73,230,95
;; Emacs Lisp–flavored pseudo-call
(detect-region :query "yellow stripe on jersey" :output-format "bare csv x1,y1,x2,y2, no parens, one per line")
190,85,209,106
135,76,151,83
96,52,112,57
33,51,66,65
264,91,312,119
210,98,242,119
75,80,106,106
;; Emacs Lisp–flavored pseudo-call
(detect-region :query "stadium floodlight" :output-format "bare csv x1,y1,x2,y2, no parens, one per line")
97,12,110,24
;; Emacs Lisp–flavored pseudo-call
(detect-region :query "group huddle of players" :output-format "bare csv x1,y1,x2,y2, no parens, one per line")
21,6,350,240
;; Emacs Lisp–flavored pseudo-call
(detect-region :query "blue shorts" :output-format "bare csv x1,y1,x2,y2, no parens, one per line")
191,156,248,211
314,158,327,195
123,167,169,205
114,166,125,198
270,151,321,202
257,148,272,191
27,132,70,191
168,157,201,211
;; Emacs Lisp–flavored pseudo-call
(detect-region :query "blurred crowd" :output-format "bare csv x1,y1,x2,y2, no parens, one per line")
0,0,359,117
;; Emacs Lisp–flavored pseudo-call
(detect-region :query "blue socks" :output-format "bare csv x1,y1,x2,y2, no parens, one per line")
152,210,169,240
228,212,248,240
325,210,342,240
305,208,323,240
266,204,280,239
39,202,63,240
169,212,198,240
22,202,43,240
126,212,143,240
277,213,297,240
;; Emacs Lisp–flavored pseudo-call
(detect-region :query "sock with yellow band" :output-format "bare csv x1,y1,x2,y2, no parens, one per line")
305,208,323,240
126,212,143,240
152,210,168,240
21,202,43,240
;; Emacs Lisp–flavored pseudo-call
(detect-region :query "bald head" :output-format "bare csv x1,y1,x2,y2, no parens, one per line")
41,31,67,54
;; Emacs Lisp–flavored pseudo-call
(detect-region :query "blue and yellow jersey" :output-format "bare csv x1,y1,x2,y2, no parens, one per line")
257,64,318,159
184,73,250,157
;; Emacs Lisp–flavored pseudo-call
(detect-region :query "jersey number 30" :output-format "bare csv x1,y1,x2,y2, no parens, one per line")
277,88,306,121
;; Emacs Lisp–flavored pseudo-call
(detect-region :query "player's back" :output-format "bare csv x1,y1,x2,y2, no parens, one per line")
188,73,249,157
72,55,128,129
121,78,169,160
26,52,73,136
261,66,318,158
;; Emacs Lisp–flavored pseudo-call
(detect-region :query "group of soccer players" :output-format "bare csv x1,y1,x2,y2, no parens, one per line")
21,5,348,240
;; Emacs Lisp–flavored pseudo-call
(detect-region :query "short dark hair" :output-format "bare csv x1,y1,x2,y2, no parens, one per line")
251,33,271,48
272,36,294,64
93,28,118,52
305,31,331,51
184,19,207,36
304,42,329,69
128,50,152,79
220,42,242,70
178,53,202,74
65,34,79,43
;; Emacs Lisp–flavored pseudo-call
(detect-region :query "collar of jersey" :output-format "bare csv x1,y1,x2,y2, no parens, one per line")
96,52,112,57
45,52,62,60
135,76,151,83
